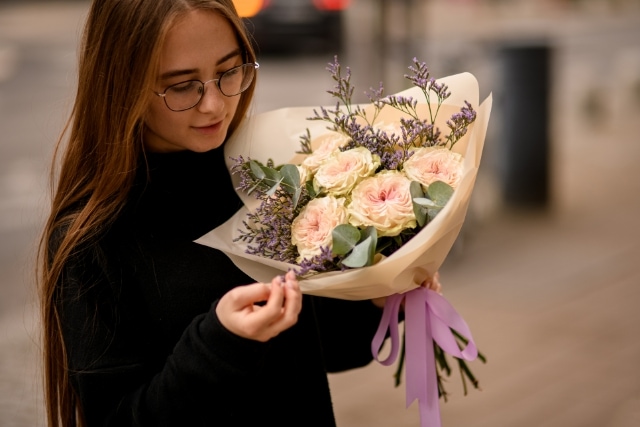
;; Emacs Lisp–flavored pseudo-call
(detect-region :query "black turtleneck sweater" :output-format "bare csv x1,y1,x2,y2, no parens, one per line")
57,147,383,426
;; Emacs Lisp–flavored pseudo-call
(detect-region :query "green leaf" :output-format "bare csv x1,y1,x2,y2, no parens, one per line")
280,164,302,208
410,181,427,227
305,180,317,198
332,224,361,256
410,180,424,199
250,160,284,191
261,165,283,186
428,181,454,207
249,160,266,180
265,179,283,197
427,207,443,222
280,164,300,192
341,226,378,267
413,197,437,207
361,226,378,250
342,235,375,267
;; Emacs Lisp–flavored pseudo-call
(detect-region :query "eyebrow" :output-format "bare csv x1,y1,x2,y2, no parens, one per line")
159,48,243,80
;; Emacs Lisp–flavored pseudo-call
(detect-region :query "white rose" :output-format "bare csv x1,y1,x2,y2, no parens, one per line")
373,120,403,137
297,165,310,186
291,196,348,262
313,147,380,196
403,147,464,189
301,131,351,174
347,170,416,237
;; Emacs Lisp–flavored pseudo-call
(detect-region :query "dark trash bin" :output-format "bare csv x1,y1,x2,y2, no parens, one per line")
499,44,551,208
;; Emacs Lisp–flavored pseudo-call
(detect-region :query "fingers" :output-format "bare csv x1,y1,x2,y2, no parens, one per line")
256,271,301,332
421,271,443,295
279,271,302,327
216,271,301,342
224,281,272,311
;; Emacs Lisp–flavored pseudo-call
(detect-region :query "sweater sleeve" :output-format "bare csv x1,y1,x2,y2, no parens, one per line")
311,296,384,373
57,246,269,426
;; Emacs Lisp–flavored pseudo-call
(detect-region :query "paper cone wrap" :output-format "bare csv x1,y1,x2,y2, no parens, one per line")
196,72,492,300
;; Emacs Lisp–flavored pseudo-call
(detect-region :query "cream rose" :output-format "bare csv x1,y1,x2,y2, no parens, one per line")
373,120,403,137
291,196,348,262
313,147,380,196
296,164,310,186
347,170,416,237
403,147,464,189
301,131,351,174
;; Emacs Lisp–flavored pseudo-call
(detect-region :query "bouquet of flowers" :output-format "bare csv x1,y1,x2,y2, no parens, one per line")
197,57,492,427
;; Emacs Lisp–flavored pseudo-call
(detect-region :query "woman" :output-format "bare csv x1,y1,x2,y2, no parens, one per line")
38,1,384,425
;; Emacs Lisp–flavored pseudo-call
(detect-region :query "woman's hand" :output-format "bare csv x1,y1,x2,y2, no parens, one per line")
371,271,443,309
422,271,442,295
216,270,302,342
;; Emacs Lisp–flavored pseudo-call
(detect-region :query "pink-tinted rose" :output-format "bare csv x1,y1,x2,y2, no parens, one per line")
291,196,348,262
373,120,403,137
313,147,380,196
347,171,416,237
296,165,310,185
402,147,464,189
301,131,351,174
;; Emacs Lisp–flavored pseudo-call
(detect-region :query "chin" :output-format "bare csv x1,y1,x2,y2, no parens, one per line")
191,138,225,153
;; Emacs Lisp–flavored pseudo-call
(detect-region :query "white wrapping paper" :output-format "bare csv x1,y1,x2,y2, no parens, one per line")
196,72,492,300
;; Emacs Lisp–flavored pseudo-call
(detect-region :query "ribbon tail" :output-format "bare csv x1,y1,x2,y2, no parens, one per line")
371,294,404,366
426,291,479,361
405,288,441,427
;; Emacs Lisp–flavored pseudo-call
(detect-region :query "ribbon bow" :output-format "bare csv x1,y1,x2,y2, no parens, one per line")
371,287,478,427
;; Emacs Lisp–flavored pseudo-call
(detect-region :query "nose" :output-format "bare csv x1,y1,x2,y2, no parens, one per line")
196,79,224,114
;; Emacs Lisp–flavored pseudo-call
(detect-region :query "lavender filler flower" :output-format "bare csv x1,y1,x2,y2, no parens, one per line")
232,57,477,276
231,58,486,397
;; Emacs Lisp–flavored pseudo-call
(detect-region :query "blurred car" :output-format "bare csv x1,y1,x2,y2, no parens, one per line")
238,0,350,55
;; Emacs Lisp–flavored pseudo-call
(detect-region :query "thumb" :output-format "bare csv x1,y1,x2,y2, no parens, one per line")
225,282,272,310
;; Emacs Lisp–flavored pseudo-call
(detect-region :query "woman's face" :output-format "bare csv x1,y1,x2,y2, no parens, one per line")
144,10,244,153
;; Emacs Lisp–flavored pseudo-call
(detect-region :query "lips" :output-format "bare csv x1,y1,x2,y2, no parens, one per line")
193,120,223,135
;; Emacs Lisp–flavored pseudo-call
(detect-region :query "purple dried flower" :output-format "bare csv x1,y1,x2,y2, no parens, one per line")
295,246,337,277
235,56,477,276
445,101,477,148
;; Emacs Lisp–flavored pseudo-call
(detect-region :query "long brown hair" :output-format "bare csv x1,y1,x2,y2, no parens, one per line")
37,1,256,425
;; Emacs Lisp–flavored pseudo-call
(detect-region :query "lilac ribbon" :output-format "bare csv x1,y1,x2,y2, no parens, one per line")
371,287,478,427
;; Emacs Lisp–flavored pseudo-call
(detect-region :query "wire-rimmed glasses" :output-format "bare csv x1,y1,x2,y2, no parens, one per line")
154,62,259,112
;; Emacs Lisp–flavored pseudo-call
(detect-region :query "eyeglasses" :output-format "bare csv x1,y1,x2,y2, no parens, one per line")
154,62,259,112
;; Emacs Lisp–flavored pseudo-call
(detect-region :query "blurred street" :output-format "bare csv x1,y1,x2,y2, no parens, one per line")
1,1,639,426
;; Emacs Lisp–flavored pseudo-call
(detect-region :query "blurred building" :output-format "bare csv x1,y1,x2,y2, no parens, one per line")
344,0,640,216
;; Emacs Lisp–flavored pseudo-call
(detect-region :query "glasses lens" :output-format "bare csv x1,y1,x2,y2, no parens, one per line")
164,80,203,111
219,64,256,96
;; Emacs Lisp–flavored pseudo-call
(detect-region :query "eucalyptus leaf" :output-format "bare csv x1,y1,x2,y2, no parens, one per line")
427,207,443,222
332,224,361,255
249,160,266,180
410,181,428,227
428,181,454,207
265,179,283,197
305,180,317,198
280,164,300,192
361,226,378,262
410,180,425,199
280,164,302,207
261,165,283,186
413,197,437,207
342,235,375,268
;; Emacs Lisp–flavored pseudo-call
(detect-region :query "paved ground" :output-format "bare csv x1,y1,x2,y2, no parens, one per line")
1,1,639,427
329,203,640,427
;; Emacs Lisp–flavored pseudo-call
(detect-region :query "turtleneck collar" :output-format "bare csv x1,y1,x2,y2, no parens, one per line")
127,147,243,241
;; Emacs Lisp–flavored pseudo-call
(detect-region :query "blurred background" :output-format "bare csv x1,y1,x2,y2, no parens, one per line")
1,0,639,426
